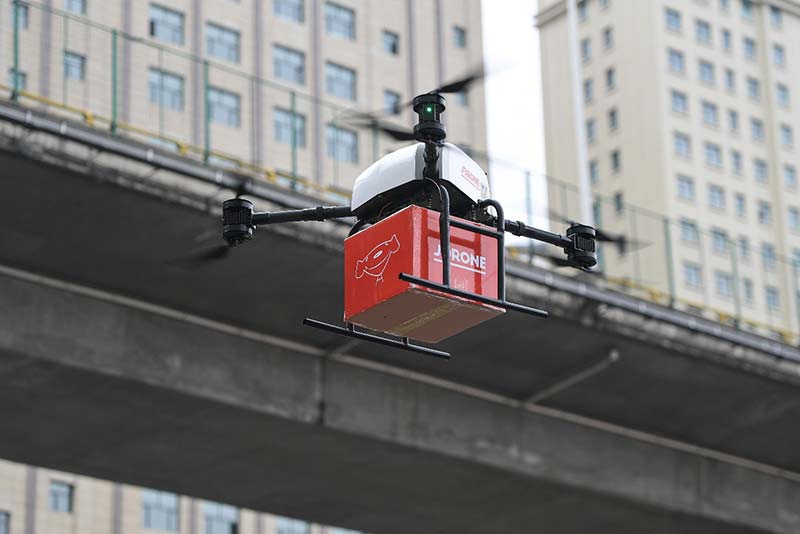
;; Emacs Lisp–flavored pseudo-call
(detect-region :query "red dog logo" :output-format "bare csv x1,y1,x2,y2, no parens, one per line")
355,235,400,284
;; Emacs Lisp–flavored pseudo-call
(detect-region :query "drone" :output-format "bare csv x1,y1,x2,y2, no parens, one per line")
220,83,597,360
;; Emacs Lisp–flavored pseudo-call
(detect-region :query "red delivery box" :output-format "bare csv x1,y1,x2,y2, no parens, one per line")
344,205,504,343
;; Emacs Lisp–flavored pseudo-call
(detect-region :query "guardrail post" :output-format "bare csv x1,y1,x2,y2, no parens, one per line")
12,0,21,101
729,237,742,327
203,60,211,164
110,29,118,133
290,89,298,190
662,216,676,307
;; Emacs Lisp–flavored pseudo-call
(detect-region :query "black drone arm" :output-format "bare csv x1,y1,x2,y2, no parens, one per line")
503,219,598,270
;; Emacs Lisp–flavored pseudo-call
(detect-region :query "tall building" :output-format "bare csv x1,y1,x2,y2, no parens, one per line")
537,0,800,339
2,0,486,191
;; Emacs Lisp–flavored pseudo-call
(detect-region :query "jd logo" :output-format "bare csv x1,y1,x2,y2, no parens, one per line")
355,235,401,284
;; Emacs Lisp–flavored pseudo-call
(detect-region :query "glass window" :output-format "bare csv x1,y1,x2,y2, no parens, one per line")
665,8,682,31
589,160,598,183
383,30,399,55
605,67,615,90
674,132,691,158
142,490,179,532
63,51,85,81
671,90,687,113
702,101,718,126
721,29,732,51
149,4,184,45
274,0,304,22
603,27,613,49
0,511,9,534
777,84,790,107
705,143,722,167
709,184,725,209
742,278,754,303
735,193,746,217
327,125,358,163
12,2,29,29
747,77,759,99
668,49,685,73
325,62,356,100
683,262,702,288
751,117,764,141
454,89,468,107
203,502,237,534
731,150,742,175
762,242,776,269
208,87,240,127
206,23,240,63
758,200,772,225
773,45,785,67
453,26,466,48
273,45,305,84
789,207,800,231
766,286,780,311
580,38,591,62
66,0,86,14
610,149,621,172
698,60,715,84
770,6,782,28
695,19,711,43
724,68,735,92
586,118,596,143
273,107,306,147
325,2,355,40
680,219,699,242
583,78,593,103
50,481,74,513
148,68,183,111
720,0,730,11
741,0,753,21
728,109,739,132
578,0,587,20
743,37,756,60
781,125,794,147
715,271,733,297
384,89,401,114
608,108,618,131
678,175,695,200
276,517,310,534
754,159,768,183
613,191,624,214
786,165,797,189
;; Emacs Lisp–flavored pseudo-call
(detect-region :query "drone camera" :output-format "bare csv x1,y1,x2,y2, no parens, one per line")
566,224,598,269
412,92,446,141
222,198,255,246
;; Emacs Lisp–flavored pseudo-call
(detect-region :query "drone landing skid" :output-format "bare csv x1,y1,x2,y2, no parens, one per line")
303,318,451,360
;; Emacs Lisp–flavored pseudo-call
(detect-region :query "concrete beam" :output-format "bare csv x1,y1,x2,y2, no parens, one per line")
0,272,798,533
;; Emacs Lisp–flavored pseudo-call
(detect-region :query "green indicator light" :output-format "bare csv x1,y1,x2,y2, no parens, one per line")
426,106,433,113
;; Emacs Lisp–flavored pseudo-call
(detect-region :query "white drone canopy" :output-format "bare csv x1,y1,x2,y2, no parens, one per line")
351,142,490,214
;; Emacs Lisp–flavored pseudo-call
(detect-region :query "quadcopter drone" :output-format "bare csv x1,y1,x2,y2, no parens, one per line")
221,86,597,360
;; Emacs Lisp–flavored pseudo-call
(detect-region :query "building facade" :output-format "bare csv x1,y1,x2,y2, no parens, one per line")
538,0,800,339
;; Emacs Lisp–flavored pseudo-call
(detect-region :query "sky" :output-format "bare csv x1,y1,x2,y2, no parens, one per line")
480,0,550,229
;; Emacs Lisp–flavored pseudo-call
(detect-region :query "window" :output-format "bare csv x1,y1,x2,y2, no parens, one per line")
743,278,754,304
325,2,355,40
205,23,240,63
668,49,685,73
758,200,772,225
325,62,356,100
613,191,624,214
777,84,789,107
789,207,800,231
671,90,688,113
705,143,722,167
274,0,304,22
8,68,27,90
781,125,794,147
738,236,750,260
203,502,238,534
208,87,240,127
12,2,29,29
731,150,742,175
743,37,756,61
605,68,615,90
603,27,613,49
720,0,730,11
665,8,682,31
680,219,699,242
762,243,776,270
698,60,715,84
722,29,732,51
0,511,9,534
66,0,86,15
50,481,74,513
774,45,785,67
702,101,718,126
384,89,401,114
149,4,184,45
383,30,399,55
786,165,797,189
589,160,599,183
715,271,733,297
578,0,587,21
754,159,768,183
610,150,621,172
142,490,179,532
586,118,596,143
751,118,764,141
735,193,746,217
327,125,358,163
678,175,695,200
583,78,593,103
695,19,711,43
454,89,468,107
273,107,306,147
747,77,759,100
581,38,591,62
608,108,618,131
148,68,184,111
709,184,725,209
766,286,780,311
724,68,735,92
63,51,85,81
674,132,691,158
273,45,305,84
684,262,703,288
741,0,753,21
276,517,310,534
770,6,782,28
453,26,466,48
728,109,739,133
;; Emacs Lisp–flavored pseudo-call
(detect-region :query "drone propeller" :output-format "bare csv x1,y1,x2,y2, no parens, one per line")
167,229,232,270
548,210,649,255
508,244,602,274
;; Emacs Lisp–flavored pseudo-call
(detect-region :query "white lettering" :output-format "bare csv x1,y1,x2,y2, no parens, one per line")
432,244,488,274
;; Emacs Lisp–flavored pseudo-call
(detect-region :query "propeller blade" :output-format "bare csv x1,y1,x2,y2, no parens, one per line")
434,66,485,94
547,210,649,251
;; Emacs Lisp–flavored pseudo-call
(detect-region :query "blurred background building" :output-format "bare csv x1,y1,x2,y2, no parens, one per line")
538,0,800,340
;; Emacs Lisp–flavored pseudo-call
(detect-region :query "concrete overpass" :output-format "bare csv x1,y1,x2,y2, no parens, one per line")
1,104,800,533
